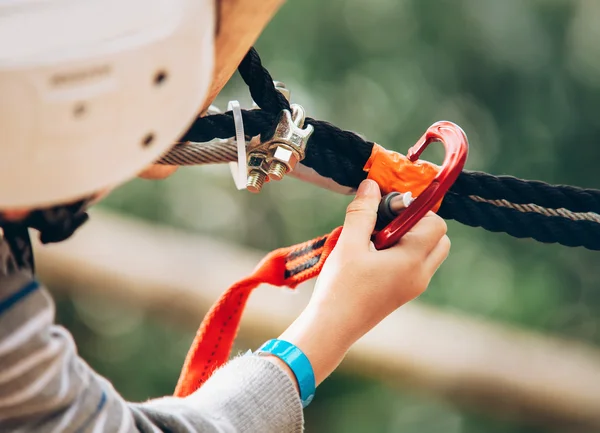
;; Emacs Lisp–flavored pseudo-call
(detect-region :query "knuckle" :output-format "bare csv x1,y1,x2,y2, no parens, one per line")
416,281,430,297
432,215,448,235
415,214,447,238
403,251,422,268
441,237,452,260
394,271,429,303
441,235,451,251
271,146,300,169
414,271,432,296
346,199,373,215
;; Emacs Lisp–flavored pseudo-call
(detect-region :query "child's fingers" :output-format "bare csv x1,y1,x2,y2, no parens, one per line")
424,235,451,274
387,212,448,256
339,179,382,250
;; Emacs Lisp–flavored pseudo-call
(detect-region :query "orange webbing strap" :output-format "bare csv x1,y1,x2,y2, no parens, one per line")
174,226,343,397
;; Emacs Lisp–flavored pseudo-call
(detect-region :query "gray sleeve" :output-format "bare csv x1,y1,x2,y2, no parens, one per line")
0,270,304,433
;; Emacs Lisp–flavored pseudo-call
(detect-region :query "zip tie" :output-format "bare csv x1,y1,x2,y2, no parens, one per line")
228,100,247,190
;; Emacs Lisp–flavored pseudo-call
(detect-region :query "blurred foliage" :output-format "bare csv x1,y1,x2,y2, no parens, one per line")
53,0,600,431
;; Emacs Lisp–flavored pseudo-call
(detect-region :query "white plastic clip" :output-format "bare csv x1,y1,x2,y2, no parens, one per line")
228,100,247,190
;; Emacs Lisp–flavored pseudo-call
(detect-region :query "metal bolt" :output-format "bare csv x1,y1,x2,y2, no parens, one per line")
246,170,267,193
375,192,414,231
387,192,414,214
246,152,270,193
268,161,288,181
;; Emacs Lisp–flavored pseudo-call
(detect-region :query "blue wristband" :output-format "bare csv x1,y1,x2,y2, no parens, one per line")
256,339,316,408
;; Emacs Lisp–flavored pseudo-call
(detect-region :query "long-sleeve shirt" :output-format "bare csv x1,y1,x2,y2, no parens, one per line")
0,268,305,432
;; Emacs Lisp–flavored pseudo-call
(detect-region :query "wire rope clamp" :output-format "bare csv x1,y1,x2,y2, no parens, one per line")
246,103,314,192
267,105,314,180
372,121,469,250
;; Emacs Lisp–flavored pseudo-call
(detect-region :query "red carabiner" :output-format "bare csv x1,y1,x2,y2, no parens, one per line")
372,121,468,250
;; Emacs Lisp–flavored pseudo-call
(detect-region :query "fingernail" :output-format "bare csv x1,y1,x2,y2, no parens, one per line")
356,179,378,197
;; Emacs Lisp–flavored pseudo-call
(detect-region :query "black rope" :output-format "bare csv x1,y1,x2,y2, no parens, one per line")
179,110,273,142
189,47,373,187
234,48,600,224
179,105,600,250
449,171,600,214
180,103,600,219
177,47,600,251
178,112,372,188
302,117,372,188
238,48,291,115
438,193,600,250
237,48,374,184
179,111,371,189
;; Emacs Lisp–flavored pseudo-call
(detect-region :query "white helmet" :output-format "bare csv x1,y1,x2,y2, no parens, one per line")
0,0,215,208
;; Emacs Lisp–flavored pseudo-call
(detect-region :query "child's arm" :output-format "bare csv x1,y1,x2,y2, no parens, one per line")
0,251,303,432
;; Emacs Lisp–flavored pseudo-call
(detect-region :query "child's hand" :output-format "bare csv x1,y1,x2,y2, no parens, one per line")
137,164,178,180
278,179,450,385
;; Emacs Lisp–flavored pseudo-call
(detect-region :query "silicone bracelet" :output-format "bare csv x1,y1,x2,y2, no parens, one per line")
256,339,316,408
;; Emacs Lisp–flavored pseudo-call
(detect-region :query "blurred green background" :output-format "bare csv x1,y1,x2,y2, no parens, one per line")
52,0,600,432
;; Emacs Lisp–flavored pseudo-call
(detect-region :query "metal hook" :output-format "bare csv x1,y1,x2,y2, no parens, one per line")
372,121,469,250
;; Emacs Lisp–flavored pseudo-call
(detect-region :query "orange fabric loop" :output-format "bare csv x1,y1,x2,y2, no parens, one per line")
364,143,443,211
174,227,342,397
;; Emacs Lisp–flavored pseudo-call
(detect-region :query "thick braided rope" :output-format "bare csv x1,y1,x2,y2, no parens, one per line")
452,171,600,214
172,108,600,219
237,48,291,115
469,196,600,224
438,193,600,250
231,48,600,222
160,137,600,225
177,46,374,187
169,109,372,188
177,110,272,143
173,109,600,220
160,46,600,250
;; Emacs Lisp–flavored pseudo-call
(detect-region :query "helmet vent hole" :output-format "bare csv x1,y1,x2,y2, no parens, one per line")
73,103,86,118
141,132,155,148
154,70,168,86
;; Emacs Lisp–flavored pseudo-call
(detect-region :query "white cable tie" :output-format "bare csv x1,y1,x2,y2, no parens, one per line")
227,100,247,190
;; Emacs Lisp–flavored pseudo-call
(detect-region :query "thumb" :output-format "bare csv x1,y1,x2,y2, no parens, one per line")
339,179,381,249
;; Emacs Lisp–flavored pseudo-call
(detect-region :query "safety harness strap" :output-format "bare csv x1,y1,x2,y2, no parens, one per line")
174,227,343,397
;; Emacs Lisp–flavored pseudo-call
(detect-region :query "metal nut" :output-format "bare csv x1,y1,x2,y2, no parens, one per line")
245,152,271,193
268,145,300,180
247,152,270,173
